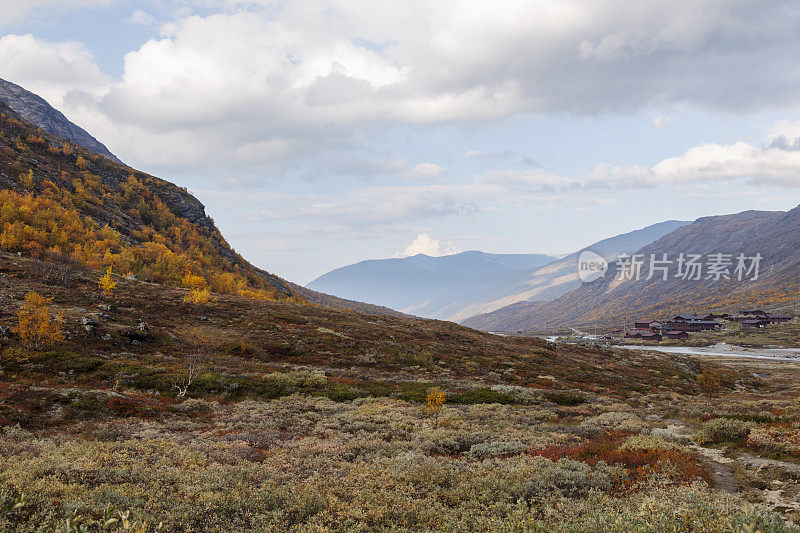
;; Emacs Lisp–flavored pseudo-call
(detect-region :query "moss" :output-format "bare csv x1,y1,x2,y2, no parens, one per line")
449,388,515,405
544,392,586,406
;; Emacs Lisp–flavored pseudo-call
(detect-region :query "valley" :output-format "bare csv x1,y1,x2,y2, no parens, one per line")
3,4,800,530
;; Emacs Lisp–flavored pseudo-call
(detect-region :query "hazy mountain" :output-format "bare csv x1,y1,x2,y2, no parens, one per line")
306,251,556,316
0,77,120,162
463,209,800,332
443,220,691,322
308,220,688,321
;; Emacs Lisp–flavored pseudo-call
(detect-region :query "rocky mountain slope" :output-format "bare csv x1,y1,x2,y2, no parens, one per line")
0,77,120,162
306,251,555,317
464,209,800,332
0,88,398,315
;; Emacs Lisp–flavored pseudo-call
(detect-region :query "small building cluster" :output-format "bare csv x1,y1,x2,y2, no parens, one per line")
618,309,794,342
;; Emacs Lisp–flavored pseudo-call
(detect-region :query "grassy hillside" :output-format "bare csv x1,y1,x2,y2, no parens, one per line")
1,90,799,532
0,251,799,530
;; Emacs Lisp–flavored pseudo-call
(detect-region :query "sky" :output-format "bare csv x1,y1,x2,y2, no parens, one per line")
2,1,800,284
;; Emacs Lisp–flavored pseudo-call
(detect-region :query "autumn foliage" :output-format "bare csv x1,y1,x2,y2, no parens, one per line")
0,184,280,301
17,291,63,350
426,387,446,425
99,267,118,296
0,110,291,303
527,432,710,491
184,288,212,304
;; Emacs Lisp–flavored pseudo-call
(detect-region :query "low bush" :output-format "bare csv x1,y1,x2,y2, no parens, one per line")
544,392,586,406
746,424,800,456
581,412,646,433
695,418,755,445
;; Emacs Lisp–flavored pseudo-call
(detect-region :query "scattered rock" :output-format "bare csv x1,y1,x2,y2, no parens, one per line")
101,334,112,341
198,316,208,322
97,304,116,312
122,323,153,343
125,274,139,281
81,317,98,327
0,326,11,339
84,325,95,335
97,313,111,321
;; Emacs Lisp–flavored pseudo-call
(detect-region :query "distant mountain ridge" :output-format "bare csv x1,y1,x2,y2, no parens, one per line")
306,251,556,317
0,77,120,162
463,208,800,332
443,220,690,322
307,219,689,322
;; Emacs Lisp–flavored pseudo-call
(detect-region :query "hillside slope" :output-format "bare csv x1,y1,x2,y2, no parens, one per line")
0,77,120,162
465,209,800,332
0,99,296,299
4,248,785,530
307,251,555,317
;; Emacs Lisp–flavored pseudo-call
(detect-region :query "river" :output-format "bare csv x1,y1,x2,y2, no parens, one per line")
611,343,800,361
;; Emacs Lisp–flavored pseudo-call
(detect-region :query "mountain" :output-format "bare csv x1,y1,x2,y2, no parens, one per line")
464,208,800,332
0,77,120,162
444,220,691,322
309,222,689,322
0,83,399,316
306,251,556,316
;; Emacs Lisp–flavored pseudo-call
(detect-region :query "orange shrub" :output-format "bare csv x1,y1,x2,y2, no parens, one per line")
426,387,446,425
99,267,118,296
17,291,63,350
181,273,207,290
184,288,212,304
527,432,709,491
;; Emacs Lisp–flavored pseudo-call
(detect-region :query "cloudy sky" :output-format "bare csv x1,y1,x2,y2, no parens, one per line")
2,0,800,283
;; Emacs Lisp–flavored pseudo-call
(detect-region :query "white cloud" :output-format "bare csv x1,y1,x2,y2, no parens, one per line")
652,114,670,128
200,118,800,237
0,34,107,106
0,0,119,26
479,168,579,194
395,233,462,257
128,10,156,27
589,125,800,188
10,1,800,174
404,162,447,181
246,184,480,224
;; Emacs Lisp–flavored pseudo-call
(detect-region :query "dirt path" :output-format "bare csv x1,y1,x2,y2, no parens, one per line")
657,421,740,493
657,420,800,514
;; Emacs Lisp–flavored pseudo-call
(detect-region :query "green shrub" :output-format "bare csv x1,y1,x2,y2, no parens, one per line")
468,440,526,458
695,418,755,445
544,392,585,406
449,388,515,405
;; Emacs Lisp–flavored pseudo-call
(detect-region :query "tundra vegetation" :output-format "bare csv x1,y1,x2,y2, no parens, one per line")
0,253,799,532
